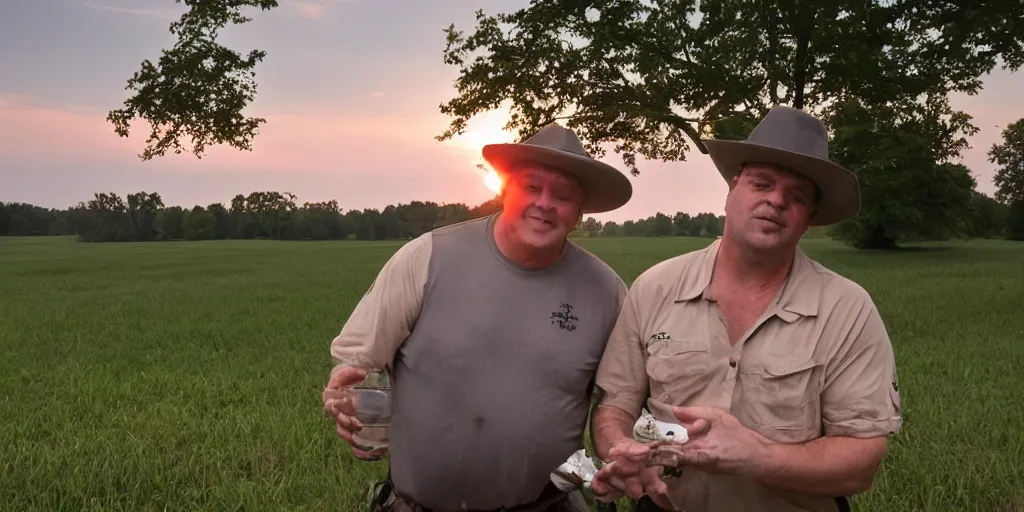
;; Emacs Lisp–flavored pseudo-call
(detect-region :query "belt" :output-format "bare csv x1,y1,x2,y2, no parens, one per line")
390,482,569,512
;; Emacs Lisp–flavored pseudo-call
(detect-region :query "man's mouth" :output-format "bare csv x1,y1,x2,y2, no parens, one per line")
754,215,784,228
529,216,555,228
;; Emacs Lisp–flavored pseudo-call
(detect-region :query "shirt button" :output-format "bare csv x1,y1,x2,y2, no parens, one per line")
728,358,737,368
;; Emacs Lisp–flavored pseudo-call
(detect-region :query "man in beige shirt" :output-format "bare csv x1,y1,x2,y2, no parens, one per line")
321,123,634,512
589,106,903,512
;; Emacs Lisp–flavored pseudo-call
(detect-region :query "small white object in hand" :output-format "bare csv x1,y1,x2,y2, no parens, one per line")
632,409,689,444
550,449,600,491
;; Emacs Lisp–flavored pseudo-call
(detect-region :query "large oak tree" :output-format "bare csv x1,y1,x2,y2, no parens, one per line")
430,0,1022,247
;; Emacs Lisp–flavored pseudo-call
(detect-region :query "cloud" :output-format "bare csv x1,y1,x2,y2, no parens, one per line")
0,93,506,214
298,2,325,20
81,1,183,19
0,93,461,174
275,0,358,20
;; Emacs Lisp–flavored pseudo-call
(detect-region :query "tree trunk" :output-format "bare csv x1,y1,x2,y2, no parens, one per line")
855,224,898,249
791,8,818,109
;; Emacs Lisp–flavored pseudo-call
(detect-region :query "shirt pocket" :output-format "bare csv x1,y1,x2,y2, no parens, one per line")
742,358,823,442
644,339,713,405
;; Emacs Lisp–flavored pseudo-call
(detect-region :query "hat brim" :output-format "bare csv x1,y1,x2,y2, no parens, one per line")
703,139,860,226
481,143,633,214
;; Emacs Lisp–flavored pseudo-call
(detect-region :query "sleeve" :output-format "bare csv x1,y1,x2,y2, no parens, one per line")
329,233,432,370
593,281,649,420
820,294,903,438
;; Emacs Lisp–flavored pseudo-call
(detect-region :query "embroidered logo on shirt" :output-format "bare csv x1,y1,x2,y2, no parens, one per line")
550,302,578,332
650,332,671,342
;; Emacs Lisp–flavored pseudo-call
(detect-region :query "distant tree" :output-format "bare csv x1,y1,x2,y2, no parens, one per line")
0,203,62,236
991,119,1024,205
126,192,165,241
600,221,621,237
967,191,1009,239
156,206,187,240
76,193,133,242
206,202,232,240
694,212,724,237
469,196,503,218
826,97,980,248
1007,200,1024,242
649,213,673,237
989,118,1024,240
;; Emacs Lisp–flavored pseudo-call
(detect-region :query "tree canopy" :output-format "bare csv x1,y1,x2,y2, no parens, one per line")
436,0,1023,175
107,0,278,161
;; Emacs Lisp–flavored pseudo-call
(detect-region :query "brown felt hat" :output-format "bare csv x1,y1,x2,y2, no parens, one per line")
482,123,633,214
703,106,860,226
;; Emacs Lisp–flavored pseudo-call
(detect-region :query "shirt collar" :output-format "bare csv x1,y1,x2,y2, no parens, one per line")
673,237,823,320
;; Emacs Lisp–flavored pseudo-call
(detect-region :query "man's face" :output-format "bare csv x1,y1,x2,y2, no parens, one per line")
723,163,818,253
500,164,585,250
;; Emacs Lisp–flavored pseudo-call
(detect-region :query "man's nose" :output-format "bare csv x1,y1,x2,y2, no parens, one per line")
766,188,788,209
534,188,556,209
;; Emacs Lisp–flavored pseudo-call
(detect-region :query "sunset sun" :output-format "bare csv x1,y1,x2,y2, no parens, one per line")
446,108,516,195
483,168,502,193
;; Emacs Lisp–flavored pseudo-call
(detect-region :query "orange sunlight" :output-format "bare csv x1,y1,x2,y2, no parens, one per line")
483,168,502,194
444,108,517,195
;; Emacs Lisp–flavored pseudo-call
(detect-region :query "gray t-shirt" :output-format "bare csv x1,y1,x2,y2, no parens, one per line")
330,213,626,510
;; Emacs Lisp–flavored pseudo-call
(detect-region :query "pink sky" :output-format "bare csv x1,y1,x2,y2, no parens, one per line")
1,0,1020,224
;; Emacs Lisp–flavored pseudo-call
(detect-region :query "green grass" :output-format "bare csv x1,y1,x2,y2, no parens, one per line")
1,235,1022,511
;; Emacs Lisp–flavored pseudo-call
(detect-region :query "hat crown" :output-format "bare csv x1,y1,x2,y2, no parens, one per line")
746,106,830,160
522,123,591,159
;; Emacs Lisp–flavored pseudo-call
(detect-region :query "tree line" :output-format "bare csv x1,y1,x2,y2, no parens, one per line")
0,191,730,242
1,186,1016,243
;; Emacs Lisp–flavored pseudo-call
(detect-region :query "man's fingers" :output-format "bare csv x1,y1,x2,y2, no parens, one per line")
326,365,368,390
671,405,720,424
671,406,717,438
642,468,668,495
625,477,644,500
335,419,386,460
608,440,651,463
590,467,627,503
688,418,711,437
589,474,621,502
352,446,387,461
335,412,363,433
606,459,644,479
335,421,355,442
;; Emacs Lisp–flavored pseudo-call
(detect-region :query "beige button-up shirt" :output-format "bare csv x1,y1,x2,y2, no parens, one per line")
595,238,902,512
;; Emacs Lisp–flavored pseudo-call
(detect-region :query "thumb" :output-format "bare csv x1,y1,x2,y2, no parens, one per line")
671,405,718,422
672,406,717,435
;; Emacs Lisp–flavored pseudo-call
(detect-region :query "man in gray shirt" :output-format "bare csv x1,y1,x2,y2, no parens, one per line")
322,123,634,512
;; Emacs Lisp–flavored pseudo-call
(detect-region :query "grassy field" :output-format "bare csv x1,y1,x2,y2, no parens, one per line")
1,235,1022,511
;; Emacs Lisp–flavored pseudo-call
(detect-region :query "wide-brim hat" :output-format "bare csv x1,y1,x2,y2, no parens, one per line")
703,106,860,226
481,123,633,214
